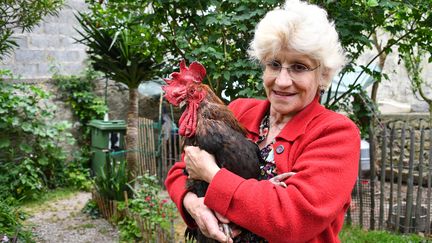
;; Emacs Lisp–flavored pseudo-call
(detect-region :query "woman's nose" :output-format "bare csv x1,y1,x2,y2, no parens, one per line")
275,68,294,87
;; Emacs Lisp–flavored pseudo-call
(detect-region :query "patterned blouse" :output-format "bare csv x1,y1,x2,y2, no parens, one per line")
257,114,278,180
234,114,276,243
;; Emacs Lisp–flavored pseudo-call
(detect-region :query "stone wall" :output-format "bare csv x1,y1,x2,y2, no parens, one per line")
374,114,431,179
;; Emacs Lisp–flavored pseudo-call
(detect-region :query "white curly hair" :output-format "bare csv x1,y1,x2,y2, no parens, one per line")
248,0,346,88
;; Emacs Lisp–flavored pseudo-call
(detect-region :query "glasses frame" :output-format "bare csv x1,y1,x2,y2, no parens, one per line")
263,60,321,80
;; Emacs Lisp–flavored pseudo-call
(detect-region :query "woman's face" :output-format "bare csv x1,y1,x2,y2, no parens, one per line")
262,48,321,118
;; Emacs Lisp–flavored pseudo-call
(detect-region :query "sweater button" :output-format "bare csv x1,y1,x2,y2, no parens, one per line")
276,145,284,154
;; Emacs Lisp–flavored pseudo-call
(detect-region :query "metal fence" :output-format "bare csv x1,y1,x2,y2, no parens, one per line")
347,121,432,235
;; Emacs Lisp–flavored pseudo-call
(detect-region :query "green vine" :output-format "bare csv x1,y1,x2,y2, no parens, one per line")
54,67,108,140
53,66,108,190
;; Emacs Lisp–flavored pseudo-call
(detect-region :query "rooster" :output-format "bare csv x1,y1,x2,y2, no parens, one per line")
162,60,264,242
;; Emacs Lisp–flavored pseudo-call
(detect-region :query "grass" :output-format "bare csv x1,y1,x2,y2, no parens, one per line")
340,224,431,243
19,187,80,214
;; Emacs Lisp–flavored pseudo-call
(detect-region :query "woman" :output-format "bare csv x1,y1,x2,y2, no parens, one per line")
165,0,360,242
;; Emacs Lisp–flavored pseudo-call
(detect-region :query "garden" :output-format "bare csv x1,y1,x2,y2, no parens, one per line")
1,0,432,242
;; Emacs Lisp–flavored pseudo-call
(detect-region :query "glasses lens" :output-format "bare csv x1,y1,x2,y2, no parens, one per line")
265,61,318,80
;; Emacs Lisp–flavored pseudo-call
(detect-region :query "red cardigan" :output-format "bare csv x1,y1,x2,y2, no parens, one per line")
165,98,360,243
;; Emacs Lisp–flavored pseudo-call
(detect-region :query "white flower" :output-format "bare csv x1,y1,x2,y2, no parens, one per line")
1,235,9,242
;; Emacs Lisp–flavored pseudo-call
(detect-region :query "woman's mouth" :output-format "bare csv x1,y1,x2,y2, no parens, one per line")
273,90,296,97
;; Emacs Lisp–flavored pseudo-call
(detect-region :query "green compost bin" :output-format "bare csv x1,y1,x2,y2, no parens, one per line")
88,120,126,176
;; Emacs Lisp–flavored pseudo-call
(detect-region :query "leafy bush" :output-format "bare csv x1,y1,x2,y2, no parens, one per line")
82,199,101,219
0,75,74,199
63,151,92,191
54,68,108,139
117,173,176,242
0,200,33,242
94,152,131,201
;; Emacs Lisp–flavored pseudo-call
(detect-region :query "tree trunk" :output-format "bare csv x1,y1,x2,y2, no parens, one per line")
371,33,387,103
429,103,432,127
126,88,139,181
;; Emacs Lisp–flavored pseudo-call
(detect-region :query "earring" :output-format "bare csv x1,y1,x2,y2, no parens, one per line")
319,85,325,95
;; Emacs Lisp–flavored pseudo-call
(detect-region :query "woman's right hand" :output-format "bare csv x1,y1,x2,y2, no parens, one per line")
183,192,233,243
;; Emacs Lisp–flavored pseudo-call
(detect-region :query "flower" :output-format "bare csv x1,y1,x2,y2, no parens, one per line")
145,196,151,202
160,199,168,206
1,235,9,242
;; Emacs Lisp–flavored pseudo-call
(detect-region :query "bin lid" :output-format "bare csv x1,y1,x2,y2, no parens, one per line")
88,120,126,130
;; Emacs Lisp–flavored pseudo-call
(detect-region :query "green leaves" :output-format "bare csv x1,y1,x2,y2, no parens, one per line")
117,173,176,242
0,0,63,60
0,199,33,242
151,0,279,101
94,153,131,201
76,1,166,88
0,137,10,149
0,77,74,200
312,0,432,132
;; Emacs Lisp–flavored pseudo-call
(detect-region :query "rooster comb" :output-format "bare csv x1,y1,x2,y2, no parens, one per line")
164,60,207,85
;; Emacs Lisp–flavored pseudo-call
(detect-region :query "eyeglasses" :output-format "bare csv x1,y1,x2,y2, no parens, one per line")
264,60,320,80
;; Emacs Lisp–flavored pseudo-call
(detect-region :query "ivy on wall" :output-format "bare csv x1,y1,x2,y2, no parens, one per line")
54,67,108,140
54,67,108,185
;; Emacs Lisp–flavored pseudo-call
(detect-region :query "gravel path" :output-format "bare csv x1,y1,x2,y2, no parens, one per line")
25,191,119,243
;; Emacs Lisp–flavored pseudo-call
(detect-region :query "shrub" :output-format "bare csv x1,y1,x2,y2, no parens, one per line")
0,73,74,199
117,173,176,242
0,199,33,242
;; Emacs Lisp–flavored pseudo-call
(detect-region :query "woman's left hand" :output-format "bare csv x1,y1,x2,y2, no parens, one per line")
184,146,220,183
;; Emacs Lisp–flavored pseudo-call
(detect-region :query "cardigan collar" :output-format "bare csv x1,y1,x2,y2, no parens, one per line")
241,96,326,142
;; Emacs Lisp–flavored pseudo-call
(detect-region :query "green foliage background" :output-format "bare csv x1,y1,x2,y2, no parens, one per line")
0,74,74,200
151,0,281,101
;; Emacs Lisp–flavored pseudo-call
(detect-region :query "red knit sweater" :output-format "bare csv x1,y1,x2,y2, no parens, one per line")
165,98,360,243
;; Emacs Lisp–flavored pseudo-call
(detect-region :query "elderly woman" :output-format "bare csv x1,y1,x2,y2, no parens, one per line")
165,0,360,242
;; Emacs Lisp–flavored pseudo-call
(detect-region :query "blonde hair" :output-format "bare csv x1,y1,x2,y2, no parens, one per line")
248,0,346,87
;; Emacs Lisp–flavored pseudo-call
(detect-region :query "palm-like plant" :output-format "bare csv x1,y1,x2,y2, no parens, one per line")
75,2,165,180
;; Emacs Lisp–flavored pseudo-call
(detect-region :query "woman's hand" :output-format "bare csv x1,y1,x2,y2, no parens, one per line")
183,192,233,242
269,172,297,188
184,146,220,183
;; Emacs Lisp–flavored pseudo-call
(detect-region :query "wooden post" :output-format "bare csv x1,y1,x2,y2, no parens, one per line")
358,157,364,228
387,123,396,229
414,126,425,232
395,124,406,232
404,128,415,233
426,128,432,235
379,126,387,229
369,124,376,230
